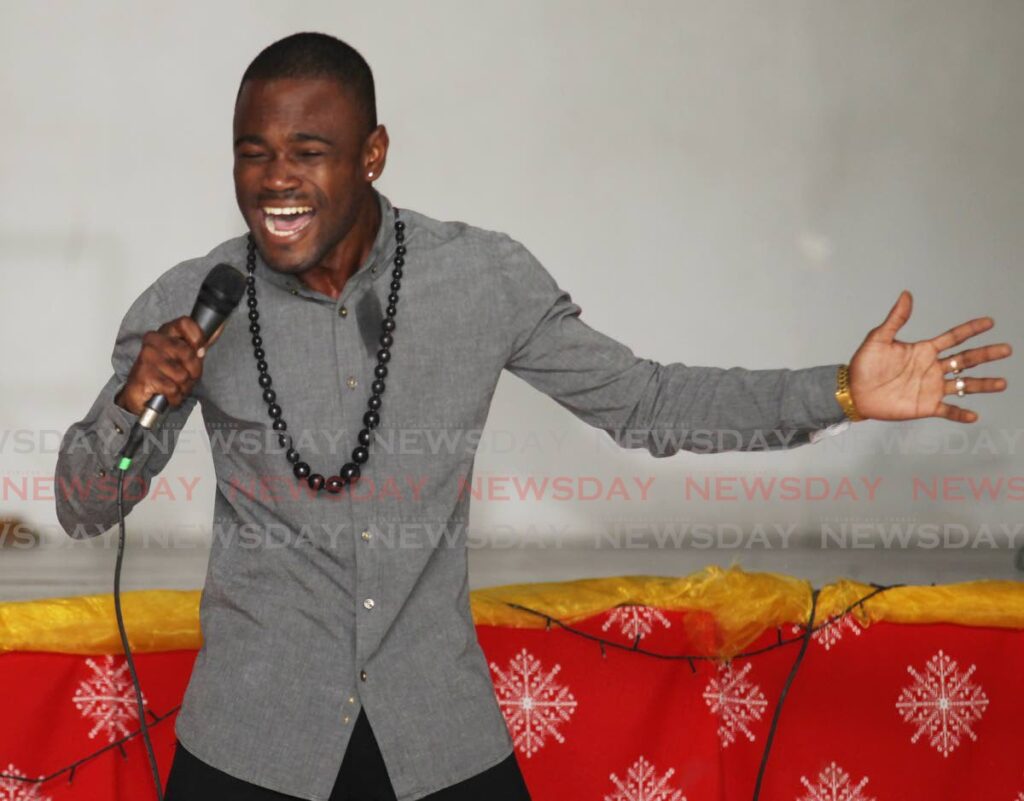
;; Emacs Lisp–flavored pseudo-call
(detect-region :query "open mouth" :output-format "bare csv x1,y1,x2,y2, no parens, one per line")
261,206,316,239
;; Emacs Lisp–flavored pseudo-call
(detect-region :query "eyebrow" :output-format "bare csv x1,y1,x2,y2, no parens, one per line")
293,132,335,146
233,132,336,148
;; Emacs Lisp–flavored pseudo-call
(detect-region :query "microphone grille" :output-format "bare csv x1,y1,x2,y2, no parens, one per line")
200,263,247,315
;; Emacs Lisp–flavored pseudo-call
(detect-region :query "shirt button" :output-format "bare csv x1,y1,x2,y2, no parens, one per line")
290,287,299,296
113,424,123,435
348,696,356,705
98,468,107,477
338,305,348,318
343,715,351,724
346,376,358,389
363,598,375,610
360,670,368,682
371,266,377,273
361,530,371,542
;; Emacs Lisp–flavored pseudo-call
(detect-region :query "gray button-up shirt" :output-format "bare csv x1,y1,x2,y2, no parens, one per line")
55,190,848,801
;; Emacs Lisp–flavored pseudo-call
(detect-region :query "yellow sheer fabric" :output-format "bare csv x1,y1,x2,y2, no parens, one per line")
2,566,1021,658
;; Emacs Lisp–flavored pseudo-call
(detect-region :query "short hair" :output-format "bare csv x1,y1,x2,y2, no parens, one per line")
239,32,377,133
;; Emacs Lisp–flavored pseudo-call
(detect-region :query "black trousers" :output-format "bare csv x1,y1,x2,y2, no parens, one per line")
164,707,532,801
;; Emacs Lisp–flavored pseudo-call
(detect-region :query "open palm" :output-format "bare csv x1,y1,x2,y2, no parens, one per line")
848,291,1012,423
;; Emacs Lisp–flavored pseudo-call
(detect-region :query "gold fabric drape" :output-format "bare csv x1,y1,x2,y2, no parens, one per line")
2,566,1021,658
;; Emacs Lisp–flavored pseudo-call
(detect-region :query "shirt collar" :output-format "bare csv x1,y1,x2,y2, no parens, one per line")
252,189,397,300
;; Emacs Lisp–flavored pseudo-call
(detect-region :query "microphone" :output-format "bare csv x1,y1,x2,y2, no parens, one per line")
117,263,246,470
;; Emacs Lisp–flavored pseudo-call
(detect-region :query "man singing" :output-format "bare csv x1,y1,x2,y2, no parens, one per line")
55,32,1011,801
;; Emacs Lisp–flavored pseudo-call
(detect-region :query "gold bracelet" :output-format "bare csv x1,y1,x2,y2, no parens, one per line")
835,364,864,422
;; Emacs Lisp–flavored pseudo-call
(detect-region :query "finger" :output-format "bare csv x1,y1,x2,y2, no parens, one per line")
139,372,187,408
161,342,204,382
941,343,1013,373
139,334,190,378
944,376,1008,396
154,357,192,386
161,335,203,372
141,335,201,384
154,369,195,407
160,348,204,384
160,317,206,350
199,321,227,358
869,290,912,343
180,352,203,382
934,402,979,424
930,316,994,352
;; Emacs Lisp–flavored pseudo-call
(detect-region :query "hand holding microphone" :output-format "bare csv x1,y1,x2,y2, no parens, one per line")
116,263,246,467
114,317,210,415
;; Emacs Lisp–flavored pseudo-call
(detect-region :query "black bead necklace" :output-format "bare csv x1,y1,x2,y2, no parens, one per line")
244,209,407,494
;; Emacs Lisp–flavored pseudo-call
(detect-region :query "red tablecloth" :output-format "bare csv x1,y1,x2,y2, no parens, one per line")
1,573,1022,800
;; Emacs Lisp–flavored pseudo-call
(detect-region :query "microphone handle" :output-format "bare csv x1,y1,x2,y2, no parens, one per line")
191,302,227,340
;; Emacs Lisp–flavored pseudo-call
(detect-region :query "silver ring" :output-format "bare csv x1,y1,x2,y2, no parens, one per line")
955,377,966,397
948,357,961,376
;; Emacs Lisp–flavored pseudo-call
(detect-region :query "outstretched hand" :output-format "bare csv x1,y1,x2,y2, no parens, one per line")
848,291,1012,423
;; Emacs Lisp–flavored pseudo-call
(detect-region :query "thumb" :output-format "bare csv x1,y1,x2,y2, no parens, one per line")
198,321,227,359
870,290,912,343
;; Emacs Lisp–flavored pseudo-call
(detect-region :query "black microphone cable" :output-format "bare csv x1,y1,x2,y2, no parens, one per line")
114,463,164,800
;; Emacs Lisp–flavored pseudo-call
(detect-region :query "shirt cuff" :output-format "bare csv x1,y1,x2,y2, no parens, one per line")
809,420,851,444
96,396,142,472
801,363,850,427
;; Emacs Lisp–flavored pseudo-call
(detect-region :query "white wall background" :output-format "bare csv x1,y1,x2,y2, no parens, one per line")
1,0,1021,599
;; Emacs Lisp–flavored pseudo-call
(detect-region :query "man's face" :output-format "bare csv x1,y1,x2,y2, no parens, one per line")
233,77,375,273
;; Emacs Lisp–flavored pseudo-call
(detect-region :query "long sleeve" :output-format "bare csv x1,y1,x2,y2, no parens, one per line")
54,278,198,538
498,239,849,456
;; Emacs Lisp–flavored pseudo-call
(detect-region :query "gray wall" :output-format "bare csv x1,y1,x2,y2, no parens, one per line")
1,1,1021,598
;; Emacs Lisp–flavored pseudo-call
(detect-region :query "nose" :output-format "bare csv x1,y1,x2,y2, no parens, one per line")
261,155,301,193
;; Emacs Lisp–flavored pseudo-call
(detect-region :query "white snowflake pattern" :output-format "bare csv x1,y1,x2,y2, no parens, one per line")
702,662,768,746
895,649,988,757
791,612,863,651
601,605,672,643
0,764,51,801
604,755,687,801
489,648,578,757
72,655,144,742
797,761,874,801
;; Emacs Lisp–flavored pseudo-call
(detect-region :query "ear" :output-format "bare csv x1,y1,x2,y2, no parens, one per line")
363,125,390,181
